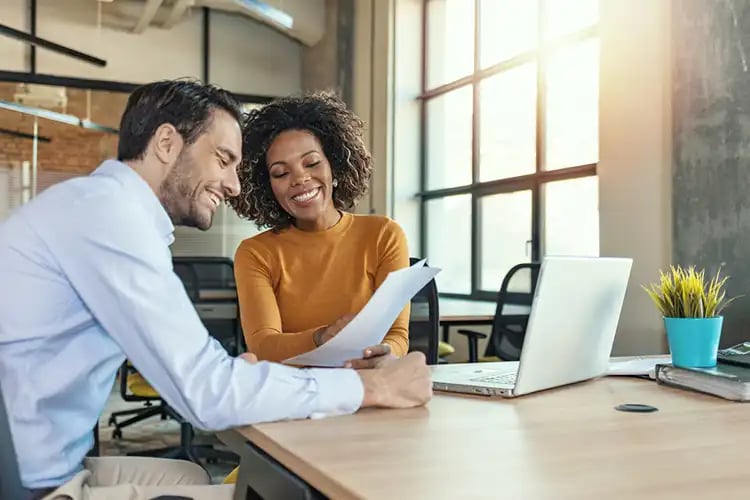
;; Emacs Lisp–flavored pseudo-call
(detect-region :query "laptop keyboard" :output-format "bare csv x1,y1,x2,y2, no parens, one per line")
470,372,517,385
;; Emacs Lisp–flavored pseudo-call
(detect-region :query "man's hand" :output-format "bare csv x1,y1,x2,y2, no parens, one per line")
357,351,432,409
345,344,396,369
313,314,355,346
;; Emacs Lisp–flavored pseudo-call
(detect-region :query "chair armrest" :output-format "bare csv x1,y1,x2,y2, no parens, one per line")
456,330,487,363
456,329,488,340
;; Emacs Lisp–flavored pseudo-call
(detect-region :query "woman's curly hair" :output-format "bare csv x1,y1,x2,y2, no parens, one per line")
229,91,373,231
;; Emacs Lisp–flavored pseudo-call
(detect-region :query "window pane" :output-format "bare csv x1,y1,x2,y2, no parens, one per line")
543,176,599,256
427,0,475,88
480,191,532,291
479,0,538,68
545,38,598,170
426,195,471,294
544,0,599,40
479,63,537,182
426,87,473,190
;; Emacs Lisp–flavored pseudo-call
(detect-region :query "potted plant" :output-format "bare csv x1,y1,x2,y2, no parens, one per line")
643,265,739,368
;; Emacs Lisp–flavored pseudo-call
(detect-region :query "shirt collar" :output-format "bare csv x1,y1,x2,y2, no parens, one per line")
91,160,175,245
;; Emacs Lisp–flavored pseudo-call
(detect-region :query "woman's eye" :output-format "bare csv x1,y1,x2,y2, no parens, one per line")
305,161,321,169
271,172,288,178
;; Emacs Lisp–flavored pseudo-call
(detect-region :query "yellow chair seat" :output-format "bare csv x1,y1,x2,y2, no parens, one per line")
438,341,455,357
224,466,239,484
127,373,160,398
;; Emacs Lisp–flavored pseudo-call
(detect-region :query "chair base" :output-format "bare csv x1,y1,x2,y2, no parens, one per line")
109,403,168,439
114,406,239,471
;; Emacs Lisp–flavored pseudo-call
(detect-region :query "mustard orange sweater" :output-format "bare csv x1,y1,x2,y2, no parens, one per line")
234,212,410,362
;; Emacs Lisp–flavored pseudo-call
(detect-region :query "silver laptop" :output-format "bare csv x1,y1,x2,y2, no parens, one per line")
432,256,633,398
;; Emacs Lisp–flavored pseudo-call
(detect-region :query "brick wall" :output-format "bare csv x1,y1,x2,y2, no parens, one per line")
0,83,128,175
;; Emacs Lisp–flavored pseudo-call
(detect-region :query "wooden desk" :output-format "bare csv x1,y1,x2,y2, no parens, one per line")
438,298,496,317
439,314,494,345
218,372,750,499
438,298,495,343
411,299,496,343
440,314,494,327
437,298,529,343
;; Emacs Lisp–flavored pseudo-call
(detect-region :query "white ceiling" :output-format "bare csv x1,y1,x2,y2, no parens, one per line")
102,0,326,46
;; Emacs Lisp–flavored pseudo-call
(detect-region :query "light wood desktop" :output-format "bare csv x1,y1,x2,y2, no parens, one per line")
218,364,750,499
438,298,496,317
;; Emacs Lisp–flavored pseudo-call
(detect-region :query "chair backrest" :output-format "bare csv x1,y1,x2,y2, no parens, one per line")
172,256,237,302
485,262,541,361
407,257,440,365
118,360,160,402
0,384,28,500
172,256,242,355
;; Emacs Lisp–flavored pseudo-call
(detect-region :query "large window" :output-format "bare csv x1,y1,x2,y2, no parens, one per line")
420,0,600,300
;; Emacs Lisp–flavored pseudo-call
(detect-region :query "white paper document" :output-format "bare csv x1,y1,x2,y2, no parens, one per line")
283,260,441,367
606,356,672,379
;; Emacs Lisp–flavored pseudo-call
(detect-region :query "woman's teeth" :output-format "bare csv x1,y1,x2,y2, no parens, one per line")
293,187,320,202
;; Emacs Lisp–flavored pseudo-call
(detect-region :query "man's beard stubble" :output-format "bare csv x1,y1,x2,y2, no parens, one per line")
158,153,212,231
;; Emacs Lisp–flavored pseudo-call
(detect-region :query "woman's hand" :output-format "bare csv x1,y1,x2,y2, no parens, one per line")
239,352,258,363
345,344,396,369
313,314,355,346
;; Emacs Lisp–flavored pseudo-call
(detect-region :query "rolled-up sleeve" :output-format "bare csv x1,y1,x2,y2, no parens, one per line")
49,194,363,430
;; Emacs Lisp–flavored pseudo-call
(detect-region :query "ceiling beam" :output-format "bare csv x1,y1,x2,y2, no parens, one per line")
0,70,277,105
133,0,165,33
163,0,195,29
0,24,106,67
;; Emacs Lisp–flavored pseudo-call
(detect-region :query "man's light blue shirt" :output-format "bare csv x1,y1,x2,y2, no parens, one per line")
0,160,364,489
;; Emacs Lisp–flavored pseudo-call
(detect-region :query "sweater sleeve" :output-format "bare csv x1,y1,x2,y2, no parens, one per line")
234,241,321,362
374,219,411,357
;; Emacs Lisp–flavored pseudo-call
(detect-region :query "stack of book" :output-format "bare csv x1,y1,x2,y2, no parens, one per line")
655,360,750,401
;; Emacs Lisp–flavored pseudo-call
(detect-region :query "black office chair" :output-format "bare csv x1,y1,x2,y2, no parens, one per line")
171,257,242,465
110,361,240,468
173,256,243,355
407,257,440,365
458,262,540,363
107,362,183,459
0,384,28,500
108,360,171,439
108,257,242,469
88,422,100,457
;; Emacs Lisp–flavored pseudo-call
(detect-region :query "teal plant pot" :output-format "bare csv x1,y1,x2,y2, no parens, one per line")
664,316,723,368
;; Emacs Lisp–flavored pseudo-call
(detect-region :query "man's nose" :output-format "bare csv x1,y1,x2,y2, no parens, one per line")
223,167,241,198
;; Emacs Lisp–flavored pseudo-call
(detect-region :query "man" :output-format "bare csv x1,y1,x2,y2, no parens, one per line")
0,80,432,500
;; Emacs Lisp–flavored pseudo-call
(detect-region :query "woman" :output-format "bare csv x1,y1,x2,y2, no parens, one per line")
230,92,410,366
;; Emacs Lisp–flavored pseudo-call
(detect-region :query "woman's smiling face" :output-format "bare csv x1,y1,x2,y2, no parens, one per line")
266,129,340,231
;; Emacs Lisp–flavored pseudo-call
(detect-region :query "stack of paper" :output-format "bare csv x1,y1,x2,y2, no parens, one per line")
283,260,440,368
606,356,672,379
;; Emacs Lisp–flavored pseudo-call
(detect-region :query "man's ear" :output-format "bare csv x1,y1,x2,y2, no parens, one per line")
152,123,183,165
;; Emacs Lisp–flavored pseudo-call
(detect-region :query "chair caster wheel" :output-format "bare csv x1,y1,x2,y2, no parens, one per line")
112,429,122,439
